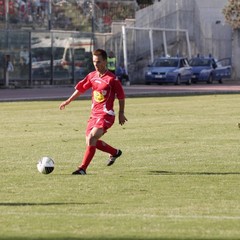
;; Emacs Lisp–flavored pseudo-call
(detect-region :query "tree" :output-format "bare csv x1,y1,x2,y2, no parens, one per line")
223,0,240,29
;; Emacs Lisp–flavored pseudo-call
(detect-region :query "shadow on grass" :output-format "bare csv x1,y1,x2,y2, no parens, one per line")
149,170,240,176
0,202,103,206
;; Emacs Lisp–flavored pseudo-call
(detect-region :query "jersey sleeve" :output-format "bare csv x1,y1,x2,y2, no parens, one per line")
75,73,92,93
113,78,125,100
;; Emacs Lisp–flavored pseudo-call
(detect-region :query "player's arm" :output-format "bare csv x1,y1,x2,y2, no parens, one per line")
59,89,81,110
59,74,91,110
118,98,127,125
114,78,127,125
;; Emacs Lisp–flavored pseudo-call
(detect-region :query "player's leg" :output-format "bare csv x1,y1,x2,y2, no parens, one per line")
72,115,121,174
96,140,122,166
80,127,104,169
72,126,104,175
96,140,117,156
94,115,122,166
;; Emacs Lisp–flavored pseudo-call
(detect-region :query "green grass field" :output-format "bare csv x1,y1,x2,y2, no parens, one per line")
0,95,240,240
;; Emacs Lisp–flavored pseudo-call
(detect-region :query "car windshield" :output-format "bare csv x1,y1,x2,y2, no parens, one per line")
153,59,179,67
189,58,211,67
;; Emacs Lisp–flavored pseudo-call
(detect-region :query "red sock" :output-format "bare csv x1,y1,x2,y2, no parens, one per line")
96,140,117,156
79,146,96,171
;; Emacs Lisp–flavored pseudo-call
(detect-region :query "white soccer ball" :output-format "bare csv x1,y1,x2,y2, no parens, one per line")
37,157,55,174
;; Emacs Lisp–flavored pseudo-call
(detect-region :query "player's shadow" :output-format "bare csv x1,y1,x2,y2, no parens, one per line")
0,202,103,206
149,170,240,176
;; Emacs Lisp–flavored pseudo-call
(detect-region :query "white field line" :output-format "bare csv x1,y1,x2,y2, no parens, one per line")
167,215,240,220
1,211,240,220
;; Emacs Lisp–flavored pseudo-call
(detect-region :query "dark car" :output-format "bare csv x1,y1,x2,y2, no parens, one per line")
189,56,232,84
145,57,192,85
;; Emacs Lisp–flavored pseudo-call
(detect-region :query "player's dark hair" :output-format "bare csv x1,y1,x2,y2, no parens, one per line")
93,49,108,60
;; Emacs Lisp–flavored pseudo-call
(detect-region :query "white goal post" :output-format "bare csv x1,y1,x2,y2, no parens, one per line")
121,25,192,75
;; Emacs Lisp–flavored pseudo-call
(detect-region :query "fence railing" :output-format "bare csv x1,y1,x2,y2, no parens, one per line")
0,30,94,87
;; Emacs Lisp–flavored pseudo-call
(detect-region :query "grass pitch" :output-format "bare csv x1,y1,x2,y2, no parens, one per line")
0,95,240,240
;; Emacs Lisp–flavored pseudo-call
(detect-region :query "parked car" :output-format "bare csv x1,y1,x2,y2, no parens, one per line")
145,57,192,85
189,56,232,84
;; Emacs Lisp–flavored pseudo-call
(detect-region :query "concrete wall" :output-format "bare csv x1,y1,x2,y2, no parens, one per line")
232,30,240,80
193,0,232,59
135,0,231,58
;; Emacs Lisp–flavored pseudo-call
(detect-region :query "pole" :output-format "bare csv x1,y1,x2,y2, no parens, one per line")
185,31,191,58
5,0,9,87
149,29,154,63
29,32,32,86
5,0,9,29
92,0,95,34
176,0,179,55
48,0,52,30
122,25,128,74
4,55,10,87
162,30,168,57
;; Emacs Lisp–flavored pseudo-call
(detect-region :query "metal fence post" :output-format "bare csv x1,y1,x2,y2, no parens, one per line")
122,25,128,75
29,31,32,86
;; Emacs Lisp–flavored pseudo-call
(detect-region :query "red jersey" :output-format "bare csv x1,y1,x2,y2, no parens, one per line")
75,70,125,117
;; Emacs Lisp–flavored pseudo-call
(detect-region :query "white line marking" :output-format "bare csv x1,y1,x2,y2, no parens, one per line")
1,211,240,220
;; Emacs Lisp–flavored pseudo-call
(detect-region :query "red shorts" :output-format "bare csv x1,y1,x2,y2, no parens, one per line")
86,115,115,136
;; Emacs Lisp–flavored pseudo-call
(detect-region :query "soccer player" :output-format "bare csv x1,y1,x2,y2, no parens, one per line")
59,49,127,175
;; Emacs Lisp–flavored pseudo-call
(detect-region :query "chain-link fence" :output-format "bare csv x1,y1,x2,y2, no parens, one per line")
0,30,94,87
